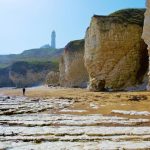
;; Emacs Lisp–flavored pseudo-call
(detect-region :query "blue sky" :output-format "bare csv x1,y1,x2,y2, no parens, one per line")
0,0,146,54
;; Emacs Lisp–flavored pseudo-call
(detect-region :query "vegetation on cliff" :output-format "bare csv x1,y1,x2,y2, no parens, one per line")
94,9,145,27
0,47,63,68
9,61,58,87
0,47,62,87
65,39,85,52
109,8,146,27
10,61,58,75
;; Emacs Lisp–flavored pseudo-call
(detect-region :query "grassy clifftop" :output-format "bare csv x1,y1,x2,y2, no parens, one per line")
65,39,85,52
0,48,63,68
10,61,58,75
109,8,146,27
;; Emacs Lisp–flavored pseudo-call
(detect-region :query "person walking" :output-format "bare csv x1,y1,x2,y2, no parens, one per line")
22,87,26,96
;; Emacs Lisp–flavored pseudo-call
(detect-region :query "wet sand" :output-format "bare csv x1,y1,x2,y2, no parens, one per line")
0,87,150,149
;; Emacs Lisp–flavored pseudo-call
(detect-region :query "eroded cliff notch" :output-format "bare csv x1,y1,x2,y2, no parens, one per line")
85,9,148,91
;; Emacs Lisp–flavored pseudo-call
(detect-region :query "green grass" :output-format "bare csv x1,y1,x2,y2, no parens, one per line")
0,64,9,69
10,60,59,75
0,47,63,67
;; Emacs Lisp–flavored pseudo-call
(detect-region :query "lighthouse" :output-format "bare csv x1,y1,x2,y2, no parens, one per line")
51,30,56,49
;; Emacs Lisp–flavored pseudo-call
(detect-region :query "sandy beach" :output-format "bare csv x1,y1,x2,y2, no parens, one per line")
1,86,150,116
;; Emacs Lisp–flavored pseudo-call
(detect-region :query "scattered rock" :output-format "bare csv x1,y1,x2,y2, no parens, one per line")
7,96,10,99
129,95,148,101
34,139,42,144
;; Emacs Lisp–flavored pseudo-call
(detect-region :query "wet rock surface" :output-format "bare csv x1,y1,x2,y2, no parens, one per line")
0,96,150,149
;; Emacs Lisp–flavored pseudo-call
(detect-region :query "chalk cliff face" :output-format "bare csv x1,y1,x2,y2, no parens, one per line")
142,0,150,89
59,40,88,88
46,71,59,86
85,9,148,91
59,56,66,86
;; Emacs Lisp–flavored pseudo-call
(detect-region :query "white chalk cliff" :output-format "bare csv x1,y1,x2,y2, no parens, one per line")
85,9,148,91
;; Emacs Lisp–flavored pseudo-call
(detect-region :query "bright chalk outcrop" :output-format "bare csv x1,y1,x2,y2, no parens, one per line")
85,9,148,91
59,40,88,88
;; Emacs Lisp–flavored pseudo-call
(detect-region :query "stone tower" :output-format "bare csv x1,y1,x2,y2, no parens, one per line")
51,30,56,49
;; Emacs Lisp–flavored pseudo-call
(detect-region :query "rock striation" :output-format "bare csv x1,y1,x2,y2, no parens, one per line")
59,40,88,88
142,0,150,89
85,9,148,91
